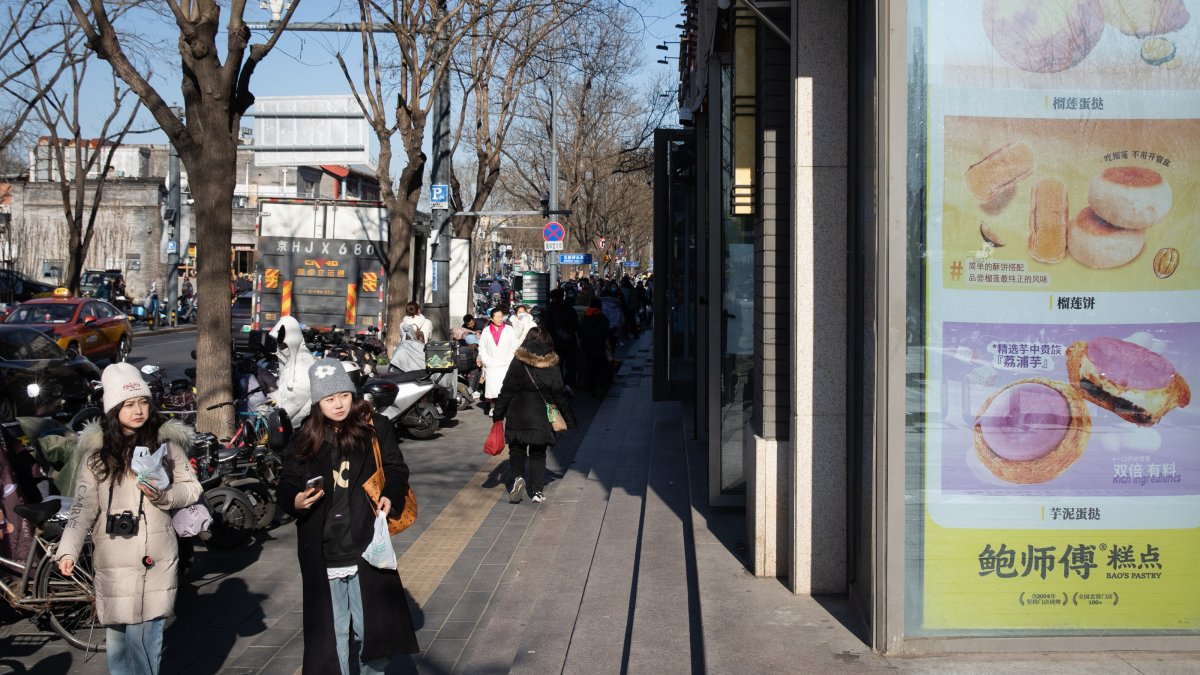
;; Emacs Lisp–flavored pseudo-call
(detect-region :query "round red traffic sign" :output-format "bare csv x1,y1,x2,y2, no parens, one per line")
543,221,565,242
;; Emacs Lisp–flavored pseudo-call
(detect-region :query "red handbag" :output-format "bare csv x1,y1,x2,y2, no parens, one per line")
483,420,505,455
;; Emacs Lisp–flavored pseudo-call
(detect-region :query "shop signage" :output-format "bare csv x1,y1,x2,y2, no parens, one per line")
908,1,1200,634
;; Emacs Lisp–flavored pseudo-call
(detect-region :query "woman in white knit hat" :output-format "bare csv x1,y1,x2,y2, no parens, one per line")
54,362,201,675
278,358,418,675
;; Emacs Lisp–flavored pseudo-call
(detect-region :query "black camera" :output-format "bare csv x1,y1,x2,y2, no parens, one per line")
105,511,140,537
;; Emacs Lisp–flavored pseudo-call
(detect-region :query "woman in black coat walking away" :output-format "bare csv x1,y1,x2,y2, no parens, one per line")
278,359,419,675
494,327,576,503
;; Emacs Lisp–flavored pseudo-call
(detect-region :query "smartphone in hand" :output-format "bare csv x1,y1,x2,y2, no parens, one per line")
305,476,325,493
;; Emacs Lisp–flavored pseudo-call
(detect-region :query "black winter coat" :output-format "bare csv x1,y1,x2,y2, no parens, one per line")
493,341,576,447
579,310,609,354
277,413,418,674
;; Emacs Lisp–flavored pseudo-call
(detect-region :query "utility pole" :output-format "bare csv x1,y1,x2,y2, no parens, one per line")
166,105,183,327
427,0,452,340
548,80,559,291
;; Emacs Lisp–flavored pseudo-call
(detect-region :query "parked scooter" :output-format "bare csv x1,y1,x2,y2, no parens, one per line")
362,359,441,439
388,336,456,430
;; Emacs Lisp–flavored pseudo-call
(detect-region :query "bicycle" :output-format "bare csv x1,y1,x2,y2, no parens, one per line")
0,499,104,652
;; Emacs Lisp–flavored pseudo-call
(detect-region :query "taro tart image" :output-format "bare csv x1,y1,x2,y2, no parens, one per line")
1066,337,1191,426
974,378,1092,484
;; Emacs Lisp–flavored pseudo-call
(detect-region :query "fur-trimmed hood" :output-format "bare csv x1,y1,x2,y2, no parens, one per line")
514,343,560,369
77,417,195,455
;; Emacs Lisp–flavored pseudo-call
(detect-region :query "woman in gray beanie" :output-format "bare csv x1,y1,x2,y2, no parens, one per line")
278,358,418,675
54,362,201,675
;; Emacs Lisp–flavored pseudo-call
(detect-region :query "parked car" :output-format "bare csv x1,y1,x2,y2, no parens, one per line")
0,269,56,304
4,296,132,363
0,325,102,420
231,291,253,350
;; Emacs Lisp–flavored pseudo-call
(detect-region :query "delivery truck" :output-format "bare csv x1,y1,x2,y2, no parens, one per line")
252,198,389,332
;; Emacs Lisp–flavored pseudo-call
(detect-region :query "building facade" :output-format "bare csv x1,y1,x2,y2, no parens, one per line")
6,139,381,294
656,0,1200,654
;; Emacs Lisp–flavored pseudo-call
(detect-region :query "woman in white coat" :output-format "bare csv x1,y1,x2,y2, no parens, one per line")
510,304,537,344
477,307,520,416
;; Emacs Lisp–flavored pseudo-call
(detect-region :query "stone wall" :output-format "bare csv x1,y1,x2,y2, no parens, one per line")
8,178,166,300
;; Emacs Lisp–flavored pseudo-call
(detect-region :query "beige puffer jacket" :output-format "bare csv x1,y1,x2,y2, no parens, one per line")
54,418,201,626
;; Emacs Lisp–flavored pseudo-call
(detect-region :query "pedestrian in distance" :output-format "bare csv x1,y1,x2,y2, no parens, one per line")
54,362,202,675
146,279,161,330
511,303,537,343
477,306,520,416
579,297,612,397
400,301,433,343
452,314,483,400
493,327,576,504
547,288,580,387
278,358,419,675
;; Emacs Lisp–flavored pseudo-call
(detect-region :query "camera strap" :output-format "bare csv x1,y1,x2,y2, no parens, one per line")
106,478,146,519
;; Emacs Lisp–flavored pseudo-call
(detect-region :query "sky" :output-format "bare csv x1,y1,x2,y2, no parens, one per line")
71,0,685,162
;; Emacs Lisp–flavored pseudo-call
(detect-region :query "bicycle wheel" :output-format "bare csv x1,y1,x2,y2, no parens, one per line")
35,542,105,652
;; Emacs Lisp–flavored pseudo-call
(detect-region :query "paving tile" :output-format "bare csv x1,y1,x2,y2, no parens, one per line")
418,595,461,616
447,592,493,622
228,646,279,669
251,627,300,648
258,655,304,675
435,620,478,640
419,638,467,672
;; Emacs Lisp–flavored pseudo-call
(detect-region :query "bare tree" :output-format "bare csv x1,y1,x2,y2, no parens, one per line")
336,0,594,348
28,24,143,295
445,0,591,240
66,0,300,436
500,9,669,275
0,1,78,158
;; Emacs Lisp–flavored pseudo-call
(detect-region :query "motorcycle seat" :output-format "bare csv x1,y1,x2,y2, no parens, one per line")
375,370,428,385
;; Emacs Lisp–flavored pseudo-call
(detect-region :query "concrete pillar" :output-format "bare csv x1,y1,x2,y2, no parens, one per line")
790,0,850,594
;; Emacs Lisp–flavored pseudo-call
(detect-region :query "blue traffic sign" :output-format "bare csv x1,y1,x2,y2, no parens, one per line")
543,221,565,242
430,184,449,208
559,253,592,265
623,261,640,267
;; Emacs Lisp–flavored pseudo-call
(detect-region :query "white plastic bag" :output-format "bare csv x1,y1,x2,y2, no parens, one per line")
361,512,397,570
131,443,171,489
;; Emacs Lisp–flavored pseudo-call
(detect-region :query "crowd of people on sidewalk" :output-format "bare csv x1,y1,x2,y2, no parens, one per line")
36,271,648,674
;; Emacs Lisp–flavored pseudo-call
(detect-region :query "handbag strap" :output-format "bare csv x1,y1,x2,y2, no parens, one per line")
525,364,550,406
366,417,385,504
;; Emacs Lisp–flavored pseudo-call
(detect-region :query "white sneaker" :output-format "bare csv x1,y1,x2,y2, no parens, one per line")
509,477,525,503
531,492,545,503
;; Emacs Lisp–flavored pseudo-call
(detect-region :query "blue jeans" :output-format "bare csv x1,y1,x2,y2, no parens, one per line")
106,618,165,675
329,574,389,675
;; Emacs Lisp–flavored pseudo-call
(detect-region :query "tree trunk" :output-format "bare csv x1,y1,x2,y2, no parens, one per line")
65,214,84,293
185,140,236,438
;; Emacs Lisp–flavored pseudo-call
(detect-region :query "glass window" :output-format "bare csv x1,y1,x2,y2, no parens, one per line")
904,1,1200,637
0,331,24,360
25,331,65,360
718,62,753,495
5,304,76,324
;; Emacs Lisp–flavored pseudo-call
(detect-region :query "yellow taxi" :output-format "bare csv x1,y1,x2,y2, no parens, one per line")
4,289,133,363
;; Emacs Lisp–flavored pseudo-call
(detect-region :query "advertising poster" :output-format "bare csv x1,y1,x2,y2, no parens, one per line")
912,0,1200,633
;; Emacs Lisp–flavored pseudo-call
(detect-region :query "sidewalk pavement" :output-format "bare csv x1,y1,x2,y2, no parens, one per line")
6,333,1200,674
412,334,1200,675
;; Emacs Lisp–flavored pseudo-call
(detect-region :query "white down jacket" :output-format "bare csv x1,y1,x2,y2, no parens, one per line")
269,316,315,424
